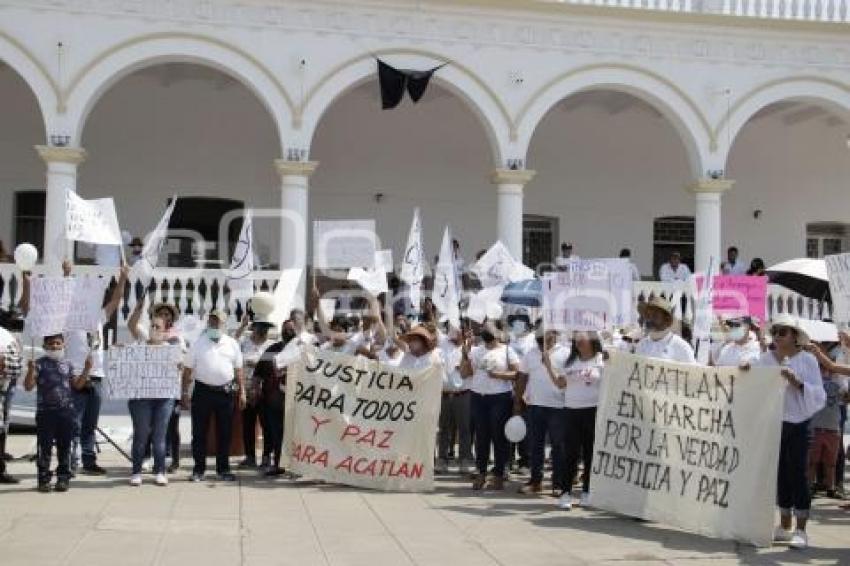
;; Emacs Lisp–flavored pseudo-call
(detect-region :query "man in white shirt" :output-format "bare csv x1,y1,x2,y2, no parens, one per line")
182,310,245,482
658,252,692,282
721,246,748,275
635,297,695,364
714,316,762,367
555,242,578,270
435,327,473,474
620,248,641,281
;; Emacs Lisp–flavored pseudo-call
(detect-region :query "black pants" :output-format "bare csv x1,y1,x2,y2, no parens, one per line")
167,403,181,464
471,391,512,477
261,398,284,468
526,405,565,487
778,420,811,518
37,408,75,484
563,406,597,495
191,382,235,475
242,403,264,463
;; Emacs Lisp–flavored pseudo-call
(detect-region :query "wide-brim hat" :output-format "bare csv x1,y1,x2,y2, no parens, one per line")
769,314,810,346
401,325,436,351
150,302,180,321
208,308,227,322
249,292,276,324
637,296,675,321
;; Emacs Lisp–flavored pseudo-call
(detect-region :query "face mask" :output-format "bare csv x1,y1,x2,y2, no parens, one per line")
480,330,495,343
511,322,526,335
206,328,222,342
728,327,747,342
46,349,65,361
649,329,669,341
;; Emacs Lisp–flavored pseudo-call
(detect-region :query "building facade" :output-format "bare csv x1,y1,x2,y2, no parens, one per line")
0,0,848,293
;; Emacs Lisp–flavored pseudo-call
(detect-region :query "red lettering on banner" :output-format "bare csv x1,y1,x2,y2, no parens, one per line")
377,430,394,449
341,424,361,442
311,415,332,436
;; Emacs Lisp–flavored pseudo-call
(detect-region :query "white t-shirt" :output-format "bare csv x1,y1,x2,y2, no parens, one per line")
186,334,243,387
520,344,569,408
755,350,826,424
628,261,641,281
399,348,442,371
319,338,358,355
635,331,696,364
377,348,404,367
240,337,274,383
723,260,748,275
470,344,519,395
659,263,692,282
563,353,605,409
509,332,537,357
714,338,762,367
441,342,470,392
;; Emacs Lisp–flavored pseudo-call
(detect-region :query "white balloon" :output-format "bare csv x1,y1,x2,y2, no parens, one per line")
504,415,527,443
13,243,38,271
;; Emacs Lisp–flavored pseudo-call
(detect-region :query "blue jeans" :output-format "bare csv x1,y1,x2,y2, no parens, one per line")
72,380,102,469
471,391,513,477
526,405,565,487
129,399,174,475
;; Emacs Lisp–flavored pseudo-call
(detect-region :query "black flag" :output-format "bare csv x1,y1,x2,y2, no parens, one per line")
377,59,446,110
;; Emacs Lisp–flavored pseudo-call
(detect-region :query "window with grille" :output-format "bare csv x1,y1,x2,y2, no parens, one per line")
806,222,849,258
653,216,694,276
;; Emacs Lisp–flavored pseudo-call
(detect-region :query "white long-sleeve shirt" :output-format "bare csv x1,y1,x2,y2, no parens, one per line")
635,331,696,364
659,262,692,282
755,350,826,424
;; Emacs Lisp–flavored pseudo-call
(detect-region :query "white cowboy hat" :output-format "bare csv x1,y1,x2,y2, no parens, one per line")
769,314,810,346
637,296,676,321
249,291,276,324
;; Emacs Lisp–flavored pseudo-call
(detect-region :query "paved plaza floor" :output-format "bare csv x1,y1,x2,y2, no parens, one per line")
0,432,847,566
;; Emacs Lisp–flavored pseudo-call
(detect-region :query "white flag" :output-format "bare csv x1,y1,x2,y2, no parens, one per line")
400,208,425,311
65,190,123,246
227,211,255,299
693,257,716,365
471,241,534,289
433,227,460,328
131,197,177,286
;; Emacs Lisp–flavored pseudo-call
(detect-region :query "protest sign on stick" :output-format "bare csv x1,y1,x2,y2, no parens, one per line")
542,258,632,332
104,344,182,399
65,190,123,246
313,220,377,269
24,277,108,337
694,275,768,323
826,252,850,329
590,352,784,546
283,349,442,492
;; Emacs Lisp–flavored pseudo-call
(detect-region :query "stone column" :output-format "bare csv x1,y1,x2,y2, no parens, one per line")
35,145,87,273
688,178,735,273
490,168,536,262
275,159,318,308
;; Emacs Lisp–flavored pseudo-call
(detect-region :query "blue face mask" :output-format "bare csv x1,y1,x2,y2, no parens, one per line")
206,328,222,342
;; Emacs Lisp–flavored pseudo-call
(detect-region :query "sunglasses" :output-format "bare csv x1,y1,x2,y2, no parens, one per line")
771,327,793,337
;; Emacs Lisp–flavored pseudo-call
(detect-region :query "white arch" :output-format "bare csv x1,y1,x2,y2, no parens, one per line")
62,33,295,151
717,77,850,169
297,50,513,165
514,64,714,178
0,30,58,138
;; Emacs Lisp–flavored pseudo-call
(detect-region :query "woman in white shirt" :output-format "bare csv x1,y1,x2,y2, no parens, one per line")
713,316,763,367
558,331,606,510
747,315,826,550
460,324,520,491
516,331,569,496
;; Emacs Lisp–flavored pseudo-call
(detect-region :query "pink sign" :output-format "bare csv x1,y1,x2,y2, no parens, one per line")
695,275,768,322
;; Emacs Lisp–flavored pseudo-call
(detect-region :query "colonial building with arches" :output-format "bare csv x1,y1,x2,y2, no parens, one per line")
1,0,848,315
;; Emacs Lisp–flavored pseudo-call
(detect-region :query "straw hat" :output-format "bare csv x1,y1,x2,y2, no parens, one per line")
770,314,810,346
637,296,675,321
249,292,276,324
150,302,179,321
401,325,436,351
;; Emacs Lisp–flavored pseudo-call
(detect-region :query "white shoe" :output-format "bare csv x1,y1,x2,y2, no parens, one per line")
773,525,793,543
155,473,168,486
579,492,591,507
789,530,808,550
129,474,142,486
558,493,573,510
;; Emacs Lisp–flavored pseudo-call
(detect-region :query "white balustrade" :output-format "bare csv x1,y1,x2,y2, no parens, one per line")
548,0,849,22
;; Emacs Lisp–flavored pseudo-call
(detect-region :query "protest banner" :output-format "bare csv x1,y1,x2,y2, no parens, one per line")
542,258,632,332
65,190,123,246
313,220,377,269
24,277,108,337
283,349,442,492
104,344,182,399
590,352,784,546
695,275,768,322
826,252,850,328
